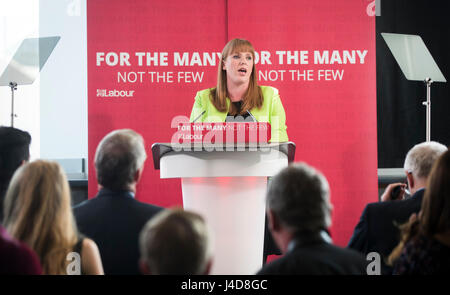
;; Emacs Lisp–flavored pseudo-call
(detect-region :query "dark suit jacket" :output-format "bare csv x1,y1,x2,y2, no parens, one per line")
257,232,367,275
73,188,164,275
0,185,8,223
347,189,424,273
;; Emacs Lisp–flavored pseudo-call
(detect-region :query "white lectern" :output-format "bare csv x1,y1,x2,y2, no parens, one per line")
152,142,295,274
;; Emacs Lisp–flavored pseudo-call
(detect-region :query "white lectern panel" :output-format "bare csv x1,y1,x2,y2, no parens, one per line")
182,177,266,275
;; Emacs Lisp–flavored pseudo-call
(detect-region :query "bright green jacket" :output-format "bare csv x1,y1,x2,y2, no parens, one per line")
189,86,288,142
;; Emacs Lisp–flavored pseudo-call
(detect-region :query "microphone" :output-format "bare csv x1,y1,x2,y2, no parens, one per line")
246,110,257,122
192,110,206,123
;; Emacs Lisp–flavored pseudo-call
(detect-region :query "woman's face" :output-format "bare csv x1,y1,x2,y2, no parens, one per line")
222,51,254,86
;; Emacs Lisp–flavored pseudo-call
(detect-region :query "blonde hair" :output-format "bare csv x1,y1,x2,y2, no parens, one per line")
3,160,78,274
210,38,263,115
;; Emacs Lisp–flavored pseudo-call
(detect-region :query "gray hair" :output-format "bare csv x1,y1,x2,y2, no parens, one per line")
139,209,212,275
403,141,447,180
94,129,147,191
266,162,332,234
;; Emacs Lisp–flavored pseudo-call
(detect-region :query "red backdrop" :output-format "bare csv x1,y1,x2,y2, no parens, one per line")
87,0,377,246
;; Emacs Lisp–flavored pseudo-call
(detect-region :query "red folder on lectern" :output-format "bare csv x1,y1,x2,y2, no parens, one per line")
173,122,271,144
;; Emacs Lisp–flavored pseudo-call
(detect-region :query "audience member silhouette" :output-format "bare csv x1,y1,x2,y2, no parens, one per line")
388,150,450,274
73,129,163,275
0,225,42,274
3,160,103,274
348,141,447,274
0,126,31,222
139,208,213,275
257,162,367,275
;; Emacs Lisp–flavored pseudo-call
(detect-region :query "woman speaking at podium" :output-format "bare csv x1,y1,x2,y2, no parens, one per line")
189,38,289,262
189,38,288,143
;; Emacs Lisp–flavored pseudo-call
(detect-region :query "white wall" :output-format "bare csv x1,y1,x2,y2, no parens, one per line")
0,0,87,167
0,0,41,159
39,0,87,161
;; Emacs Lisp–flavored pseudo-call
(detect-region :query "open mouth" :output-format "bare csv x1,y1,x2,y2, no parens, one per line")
238,68,247,74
